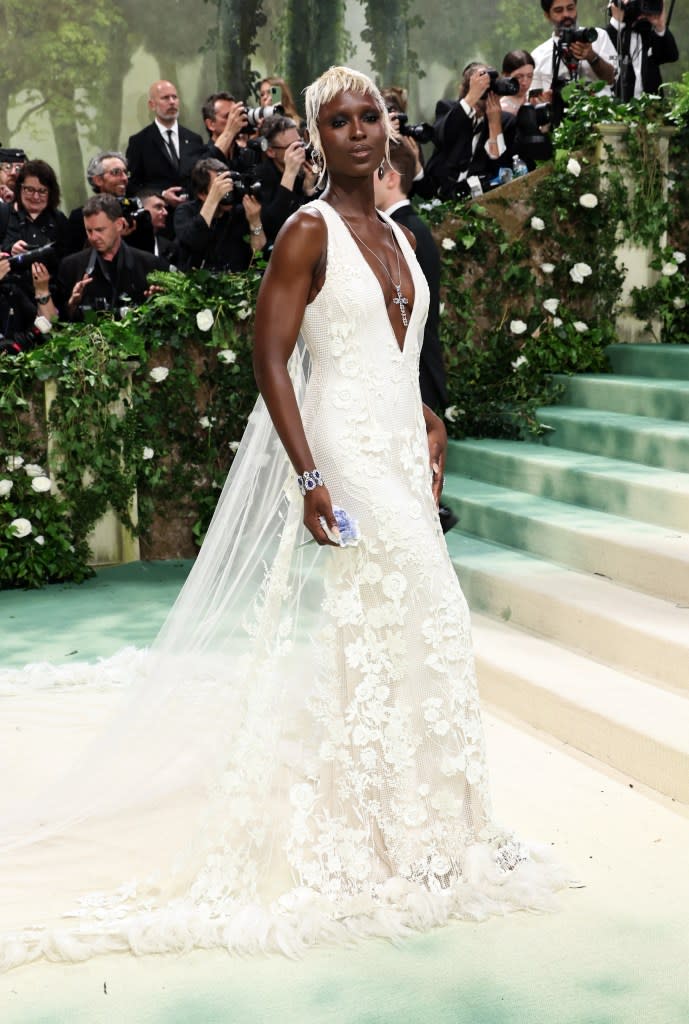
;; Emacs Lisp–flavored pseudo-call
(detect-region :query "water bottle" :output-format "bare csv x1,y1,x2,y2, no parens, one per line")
512,155,528,178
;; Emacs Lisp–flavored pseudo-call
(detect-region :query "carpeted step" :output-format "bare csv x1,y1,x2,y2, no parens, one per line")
553,374,689,422
472,613,689,803
441,475,689,603
606,342,689,380
446,531,689,695
445,439,689,531
536,407,689,472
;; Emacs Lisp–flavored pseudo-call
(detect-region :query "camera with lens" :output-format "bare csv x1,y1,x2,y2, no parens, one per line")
240,103,285,132
222,171,262,205
485,69,520,97
117,196,147,225
394,113,435,145
558,26,599,45
515,103,554,163
6,241,55,273
619,0,663,23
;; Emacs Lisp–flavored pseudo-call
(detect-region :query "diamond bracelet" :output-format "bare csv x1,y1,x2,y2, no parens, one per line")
297,469,324,496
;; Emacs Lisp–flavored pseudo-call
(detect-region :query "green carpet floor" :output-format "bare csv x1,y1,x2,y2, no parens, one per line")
1,562,688,1024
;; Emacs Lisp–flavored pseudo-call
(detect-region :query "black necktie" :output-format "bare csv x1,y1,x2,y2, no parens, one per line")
165,129,179,168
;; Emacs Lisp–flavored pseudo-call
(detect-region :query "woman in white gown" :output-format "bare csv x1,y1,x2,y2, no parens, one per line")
0,67,565,973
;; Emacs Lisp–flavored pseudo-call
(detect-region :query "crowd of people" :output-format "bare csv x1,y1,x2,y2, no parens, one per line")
0,0,678,355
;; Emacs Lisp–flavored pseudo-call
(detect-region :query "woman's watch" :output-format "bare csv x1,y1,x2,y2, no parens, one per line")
35,293,52,306
250,223,264,236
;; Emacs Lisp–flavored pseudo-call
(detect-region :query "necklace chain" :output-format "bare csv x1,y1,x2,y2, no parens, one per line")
340,214,410,328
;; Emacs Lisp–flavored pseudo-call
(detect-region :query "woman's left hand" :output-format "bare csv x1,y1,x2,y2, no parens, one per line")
424,406,447,506
31,261,50,293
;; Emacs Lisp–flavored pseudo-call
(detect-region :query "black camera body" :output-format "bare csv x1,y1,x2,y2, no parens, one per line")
394,113,435,145
620,0,663,23
485,69,520,97
6,241,55,273
117,196,146,224
559,26,599,44
223,171,262,205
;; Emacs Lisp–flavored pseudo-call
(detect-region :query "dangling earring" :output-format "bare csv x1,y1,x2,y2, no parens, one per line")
377,161,386,180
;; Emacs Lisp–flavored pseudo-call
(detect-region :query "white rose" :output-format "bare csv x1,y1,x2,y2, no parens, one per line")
566,157,581,177
573,321,588,333
142,446,155,460
570,262,592,284
672,251,686,265
540,263,555,274
439,302,445,316
510,319,528,335
579,193,598,209
199,416,211,429
236,307,251,320
24,463,45,477
31,476,52,493
553,317,563,327
10,517,32,538
6,455,24,471
149,366,169,382
530,216,545,231
543,298,560,315
196,308,214,332
229,441,241,453
444,405,458,423
34,535,45,546
511,355,528,370
217,349,237,364
441,237,456,251
0,479,13,497
673,297,686,309
34,315,52,335
662,262,678,277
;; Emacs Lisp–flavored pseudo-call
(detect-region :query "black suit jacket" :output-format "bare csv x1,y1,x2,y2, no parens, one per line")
56,241,167,321
390,204,448,412
425,99,515,199
126,122,206,194
605,23,679,94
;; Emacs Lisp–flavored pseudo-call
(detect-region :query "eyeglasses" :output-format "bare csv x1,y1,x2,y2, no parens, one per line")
21,185,49,197
104,168,129,177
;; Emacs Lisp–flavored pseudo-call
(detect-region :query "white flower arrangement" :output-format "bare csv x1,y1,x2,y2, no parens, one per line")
441,237,456,251
510,319,528,334
6,455,24,471
24,463,44,477
566,157,582,177
579,193,598,209
236,305,252,320
530,216,545,231
444,406,459,423
10,517,32,538
34,535,45,546
553,317,563,327
149,366,169,382
543,298,560,315
217,349,237,364
142,446,155,460
672,251,686,264
31,476,52,493
198,416,211,429
229,441,241,453
570,262,593,284
662,262,678,277
573,321,588,333
196,308,214,332
673,297,686,309
511,355,528,370
540,263,555,274
0,479,13,497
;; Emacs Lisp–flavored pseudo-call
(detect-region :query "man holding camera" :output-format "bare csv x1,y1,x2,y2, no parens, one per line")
173,158,265,271
57,194,167,322
606,2,679,99
531,0,618,96
200,92,250,168
254,116,319,246
66,151,154,256
425,63,516,199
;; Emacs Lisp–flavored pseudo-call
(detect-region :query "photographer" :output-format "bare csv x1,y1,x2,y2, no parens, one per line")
57,194,167,322
1,160,68,302
0,252,57,355
174,158,265,271
254,116,319,246
424,63,517,199
0,148,27,207
200,92,249,168
606,2,679,99
531,0,618,96
66,152,154,256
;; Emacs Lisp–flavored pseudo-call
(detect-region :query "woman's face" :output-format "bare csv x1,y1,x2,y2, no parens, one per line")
19,175,50,218
316,90,386,180
509,64,534,100
259,81,276,106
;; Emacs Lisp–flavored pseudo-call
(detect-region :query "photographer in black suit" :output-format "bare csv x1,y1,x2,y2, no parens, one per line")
606,1,679,99
425,63,516,199
57,195,167,322
254,116,319,246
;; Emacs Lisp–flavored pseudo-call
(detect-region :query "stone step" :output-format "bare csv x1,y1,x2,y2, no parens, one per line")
445,439,689,531
537,407,689,472
446,531,689,694
442,475,689,603
472,613,689,804
553,373,689,422
606,342,689,380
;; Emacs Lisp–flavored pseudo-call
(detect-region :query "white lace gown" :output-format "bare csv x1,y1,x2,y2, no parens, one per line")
0,201,565,972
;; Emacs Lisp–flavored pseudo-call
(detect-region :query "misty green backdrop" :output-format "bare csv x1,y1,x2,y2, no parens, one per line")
1,0,686,208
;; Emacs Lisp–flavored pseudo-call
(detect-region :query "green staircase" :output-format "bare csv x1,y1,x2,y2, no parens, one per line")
444,344,689,804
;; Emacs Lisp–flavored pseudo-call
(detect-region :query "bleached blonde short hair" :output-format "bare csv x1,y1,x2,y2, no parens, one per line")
304,66,392,181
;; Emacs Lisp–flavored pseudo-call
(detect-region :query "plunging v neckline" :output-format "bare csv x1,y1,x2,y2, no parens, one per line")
329,204,416,356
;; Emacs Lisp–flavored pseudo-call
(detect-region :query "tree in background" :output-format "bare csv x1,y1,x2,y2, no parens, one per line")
281,0,348,113
213,0,267,101
361,0,423,88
